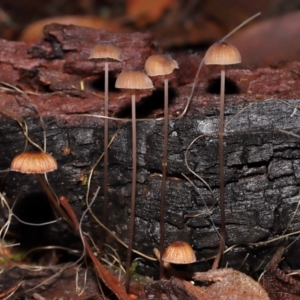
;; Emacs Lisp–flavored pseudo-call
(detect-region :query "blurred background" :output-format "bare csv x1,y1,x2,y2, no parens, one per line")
0,0,300,65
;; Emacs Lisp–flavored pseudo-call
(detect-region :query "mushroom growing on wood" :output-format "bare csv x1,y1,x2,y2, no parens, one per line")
11,151,73,229
89,42,122,234
204,41,241,270
162,241,196,264
157,241,196,279
115,68,153,291
11,151,57,173
144,53,179,278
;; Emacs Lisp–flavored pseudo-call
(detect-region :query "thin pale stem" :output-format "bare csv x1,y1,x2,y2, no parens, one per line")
102,62,109,235
221,12,261,41
160,78,169,278
35,173,74,229
212,66,226,270
125,92,137,292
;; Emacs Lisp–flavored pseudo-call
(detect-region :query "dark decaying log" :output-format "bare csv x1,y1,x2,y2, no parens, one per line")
1,24,300,278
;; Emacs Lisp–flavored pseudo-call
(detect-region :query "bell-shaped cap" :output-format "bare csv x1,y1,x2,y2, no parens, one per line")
89,41,122,62
115,68,154,90
204,41,241,65
162,241,196,264
145,54,179,76
11,151,57,174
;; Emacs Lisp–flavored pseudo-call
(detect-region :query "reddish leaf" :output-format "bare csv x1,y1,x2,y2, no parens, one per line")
60,196,130,300
261,247,300,300
126,0,176,26
229,11,300,66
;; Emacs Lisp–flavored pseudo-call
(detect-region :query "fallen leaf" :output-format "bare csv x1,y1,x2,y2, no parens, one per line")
126,0,176,26
228,11,300,66
0,280,23,299
193,268,270,300
260,246,300,300
60,195,130,300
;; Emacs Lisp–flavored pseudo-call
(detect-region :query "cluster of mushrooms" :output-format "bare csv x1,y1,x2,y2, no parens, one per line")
9,38,242,290
89,42,181,288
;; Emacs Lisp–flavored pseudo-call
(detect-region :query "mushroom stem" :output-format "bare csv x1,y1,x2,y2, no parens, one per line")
125,92,137,292
212,65,226,270
160,78,169,278
103,61,109,231
35,173,74,229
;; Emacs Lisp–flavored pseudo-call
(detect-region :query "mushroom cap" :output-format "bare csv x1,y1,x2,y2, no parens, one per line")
162,241,196,264
144,54,179,76
89,42,122,62
11,151,57,174
115,68,154,90
204,41,241,65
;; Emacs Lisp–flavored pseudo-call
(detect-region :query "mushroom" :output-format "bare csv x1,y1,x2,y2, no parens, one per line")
162,241,196,264
89,42,122,230
10,151,73,228
204,41,241,269
157,241,196,279
144,54,179,278
115,68,153,291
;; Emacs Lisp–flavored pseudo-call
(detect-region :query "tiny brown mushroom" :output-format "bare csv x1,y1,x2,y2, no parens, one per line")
162,241,196,264
145,54,179,278
144,54,178,77
11,151,73,229
204,42,241,66
89,42,122,235
89,42,122,62
204,41,241,270
155,241,196,279
115,68,153,291
115,68,153,90
11,151,57,173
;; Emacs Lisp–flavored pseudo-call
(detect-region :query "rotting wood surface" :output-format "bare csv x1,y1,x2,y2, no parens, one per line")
1,24,300,284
